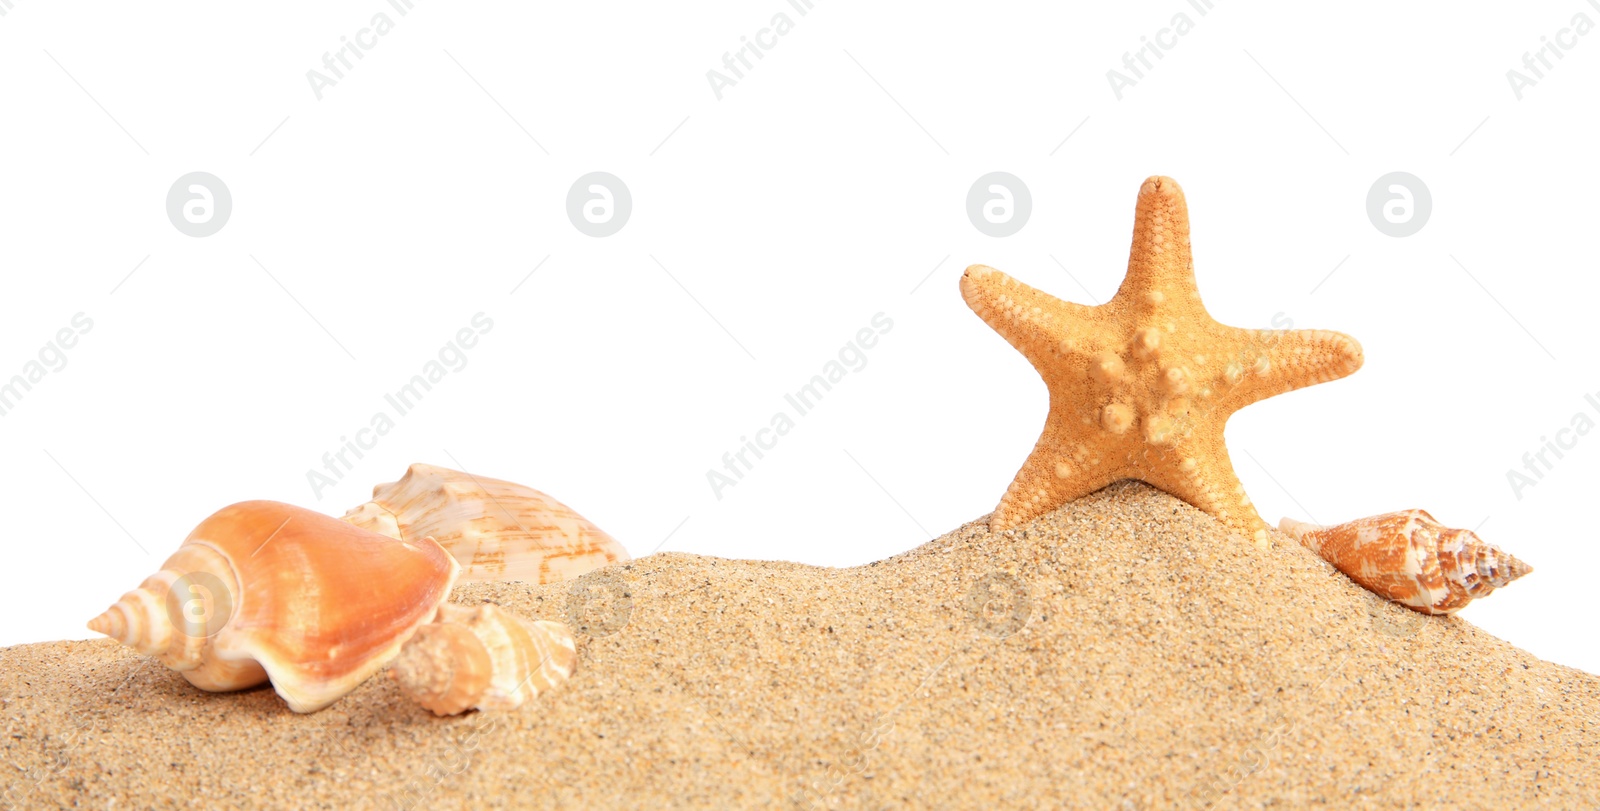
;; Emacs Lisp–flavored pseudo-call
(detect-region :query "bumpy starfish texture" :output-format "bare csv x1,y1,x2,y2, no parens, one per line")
962,176,1362,545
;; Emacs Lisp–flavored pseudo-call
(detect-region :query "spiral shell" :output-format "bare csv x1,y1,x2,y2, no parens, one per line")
389,603,577,715
87,500,459,713
1280,510,1532,615
342,463,629,584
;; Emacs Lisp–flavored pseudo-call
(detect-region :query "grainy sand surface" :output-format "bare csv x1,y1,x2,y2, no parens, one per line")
4,482,1598,809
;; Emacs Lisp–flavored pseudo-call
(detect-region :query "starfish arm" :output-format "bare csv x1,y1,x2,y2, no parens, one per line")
990,412,1122,532
1223,328,1363,410
1112,176,1203,308
960,264,1100,368
1142,431,1271,542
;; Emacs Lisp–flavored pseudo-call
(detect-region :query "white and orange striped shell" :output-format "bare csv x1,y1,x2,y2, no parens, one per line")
342,463,629,584
87,501,459,712
389,603,577,715
1280,510,1531,615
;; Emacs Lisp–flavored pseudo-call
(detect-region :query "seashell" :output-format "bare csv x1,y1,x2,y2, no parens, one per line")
1280,510,1532,615
87,500,459,713
389,603,577,715
342,463,628,584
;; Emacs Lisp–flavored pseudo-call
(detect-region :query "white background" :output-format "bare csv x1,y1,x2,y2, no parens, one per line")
2,2,1597,675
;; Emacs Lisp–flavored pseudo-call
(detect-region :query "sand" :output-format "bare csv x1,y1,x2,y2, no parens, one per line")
4,481,1598,809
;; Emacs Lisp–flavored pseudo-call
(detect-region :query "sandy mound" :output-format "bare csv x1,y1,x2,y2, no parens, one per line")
4,482,1598,809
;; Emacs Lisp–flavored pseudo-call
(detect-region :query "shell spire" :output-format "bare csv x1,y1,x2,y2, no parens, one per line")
88,501,459,712
1281,510,1532,615
389,604,577,716
87,577,172,654
343,463,629,584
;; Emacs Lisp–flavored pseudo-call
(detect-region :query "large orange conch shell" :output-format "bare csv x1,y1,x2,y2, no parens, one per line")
389,603,577,716
87,500,459,712
1280,510,1532,615
342,463,629,584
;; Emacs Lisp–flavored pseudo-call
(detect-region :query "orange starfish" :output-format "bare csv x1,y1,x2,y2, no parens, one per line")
961,176,1362,545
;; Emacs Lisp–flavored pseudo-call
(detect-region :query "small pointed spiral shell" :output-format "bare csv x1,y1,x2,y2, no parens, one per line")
1281,509,1532,615
343,463,629,584
87,501,459,712
390,604,577,716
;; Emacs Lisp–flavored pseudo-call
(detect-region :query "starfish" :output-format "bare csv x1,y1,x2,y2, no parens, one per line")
961,176,1362,545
